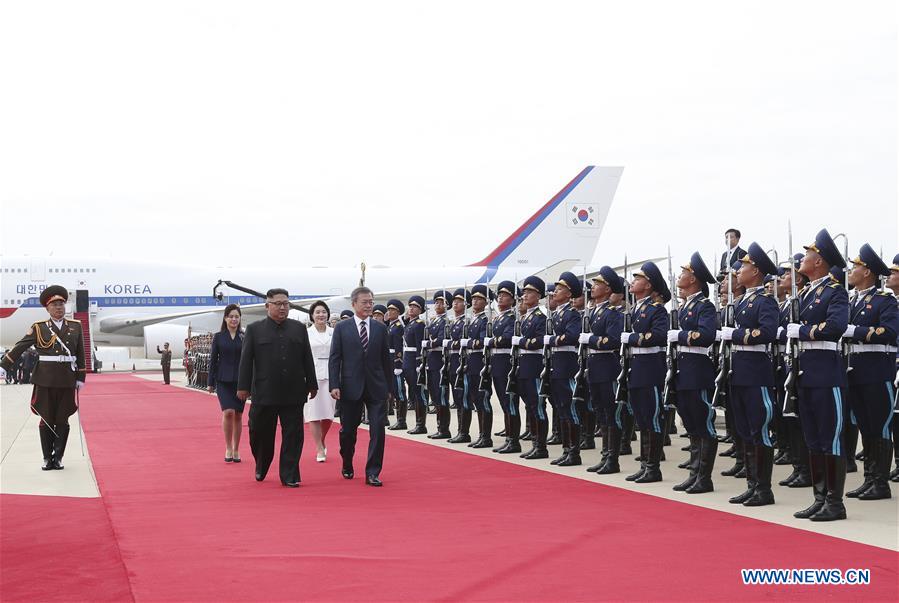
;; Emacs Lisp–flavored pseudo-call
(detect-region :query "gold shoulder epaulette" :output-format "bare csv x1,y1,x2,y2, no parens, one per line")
829,283,841,289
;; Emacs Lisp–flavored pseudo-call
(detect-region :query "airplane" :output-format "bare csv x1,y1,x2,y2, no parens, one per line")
1,166,624,360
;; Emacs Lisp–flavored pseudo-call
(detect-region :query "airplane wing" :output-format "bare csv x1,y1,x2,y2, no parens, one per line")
98,303,270,335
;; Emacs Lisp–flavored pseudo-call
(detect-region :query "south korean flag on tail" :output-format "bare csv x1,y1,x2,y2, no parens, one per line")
567,203,598,228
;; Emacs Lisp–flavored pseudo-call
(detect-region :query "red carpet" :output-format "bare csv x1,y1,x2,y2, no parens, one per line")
2,374,897,602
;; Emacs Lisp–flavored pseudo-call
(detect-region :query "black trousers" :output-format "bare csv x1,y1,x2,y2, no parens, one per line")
339,393,387,478
161,364,171,384
248,403,303,483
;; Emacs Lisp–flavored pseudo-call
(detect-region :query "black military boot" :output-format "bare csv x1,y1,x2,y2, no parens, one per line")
786,429,813,487
559,422,582,466
587,426,609,472
468,410,485,447
685,437,717,494
448,408,472,443
858,438,893,501
387,396,395,416
626,430,649,481
619,412,634,455
773,415,792,465
594,410,603,437
407,401,428,435
51,424,70,470
663,410,676,446
721,438,745,476
471,411,493,449
728,446,756,504
847,436,875,498
498,414,522,454
580,412,596,450
635,430,663,483
551,420,571,465
522,417,549,460
743,445,775,506
547,414,562,446
673,436,700,491
39,423,55,471
428,406,451,439
794,453,826,519
809,454,847,521
520,416,539,458
493,414,511,452
844,423,859,473
597,426,621,474
520,411,533,441
388,400,408,430
891,415,899,482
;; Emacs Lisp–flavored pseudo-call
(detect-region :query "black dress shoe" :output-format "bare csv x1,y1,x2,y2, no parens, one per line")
342,468,354,480
52,459,64,470
42,459,54,471
282,481,300,488
255,472,265,482
365,476,383,487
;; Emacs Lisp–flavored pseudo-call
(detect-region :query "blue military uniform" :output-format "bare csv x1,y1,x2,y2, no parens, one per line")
488,281,521,453
515,276,550,460
424,291,453,439
386,299,408,430
789,228,850,521
447,289,474,443
463,284,495,448
844,244,897,500
582,266,624,474
670,252,719,494
891,254,899,483
724,243,780,507
403,295,429,435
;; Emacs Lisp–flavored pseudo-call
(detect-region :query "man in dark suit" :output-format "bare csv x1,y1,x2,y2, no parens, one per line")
238,289,317,488
329,286,392,486
719,228,747,274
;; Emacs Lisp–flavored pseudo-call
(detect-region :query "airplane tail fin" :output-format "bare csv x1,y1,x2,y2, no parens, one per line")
468,166,623,280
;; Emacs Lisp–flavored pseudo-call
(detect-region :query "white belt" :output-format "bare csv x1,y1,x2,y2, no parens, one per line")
519,350,543,355
450,350,460,355
631,347,663,355
849,344,898,354
800,341,839,352
427,348,444,354
39,355,77,363
493,349,511,355
403,346,417,352
389,348,396,354
678,346,711,355
588,349,615,355
732,344,768,353
553,346,577,353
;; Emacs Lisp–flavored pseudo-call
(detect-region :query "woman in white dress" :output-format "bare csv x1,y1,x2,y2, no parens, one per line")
306,301,335,462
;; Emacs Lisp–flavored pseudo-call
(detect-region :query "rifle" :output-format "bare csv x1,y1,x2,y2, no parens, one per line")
538,289,553,403
662,247,680,410
439,290,453,390
506,280,522,396
573,265,590,404
783,221,801,417
417,289,429,391
712,241,734,409
478,286,494,394
616,255,631,403
453,285,469,391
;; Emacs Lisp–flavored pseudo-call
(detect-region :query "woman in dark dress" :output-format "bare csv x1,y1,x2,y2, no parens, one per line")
208,304,245,462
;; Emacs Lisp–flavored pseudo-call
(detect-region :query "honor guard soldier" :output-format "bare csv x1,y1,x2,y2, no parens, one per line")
404,295,428,435
621,263,670,483
720,260,749,477
668,253,719,493
571,279,596,451
581,266,625,474
372,304,387,324
2,286,86,470
888,255,899,482
513,276,550,459
489,281,522,453
829,265,859,474
386,300,408,430
425,291,453,439
462,284,495,448
768,269,791,466
720,243,780,506
844,244,897,500
448,289,473,443
340,309,354,321
788,228,850,521
544,271,585,466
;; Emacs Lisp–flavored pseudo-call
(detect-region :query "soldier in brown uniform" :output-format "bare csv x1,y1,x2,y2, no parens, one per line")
157,343,173,384
1,286,86,470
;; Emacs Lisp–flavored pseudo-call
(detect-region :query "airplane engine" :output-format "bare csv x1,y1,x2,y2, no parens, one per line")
144,324,190,359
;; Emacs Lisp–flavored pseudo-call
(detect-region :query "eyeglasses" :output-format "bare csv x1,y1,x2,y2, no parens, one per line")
356,300,374,306
268,301,290,308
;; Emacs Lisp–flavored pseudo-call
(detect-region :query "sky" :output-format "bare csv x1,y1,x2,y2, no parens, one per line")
1,1,896,275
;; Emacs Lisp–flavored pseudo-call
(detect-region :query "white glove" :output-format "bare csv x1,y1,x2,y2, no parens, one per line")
777,326,784,339
715,330,722,342
75,381,85,391
511,336,522,346
442,339,451,348
786,323,801,339
393,368,403,376
842,326,856,339
667,330,680,344
421,340,429,351
483,336,493,347
620,332,633,344
720,326,734,341
578,333,591,344
543,335,553,346
460,338,470,348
